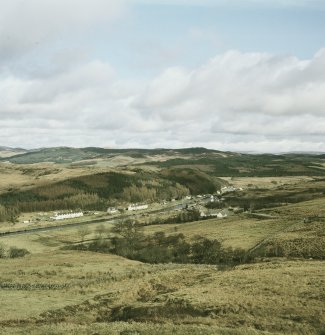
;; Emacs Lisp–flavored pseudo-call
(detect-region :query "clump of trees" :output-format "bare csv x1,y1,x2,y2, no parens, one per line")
70,220,254,266
161,168,217,195
0,204,19,223
150,209,201,225
122,185,157,203
0,243,5,258
171,209,201,224
205,201,223,209
8,246,30,258
0,243,29,258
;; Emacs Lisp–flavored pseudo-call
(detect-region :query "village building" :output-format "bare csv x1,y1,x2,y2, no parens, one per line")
127,204,149,211
107,207,118,214
221,186,237,194
200,208,230,219
50,212,83,221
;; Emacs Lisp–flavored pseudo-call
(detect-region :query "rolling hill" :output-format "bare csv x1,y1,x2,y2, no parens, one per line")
1,146,324,179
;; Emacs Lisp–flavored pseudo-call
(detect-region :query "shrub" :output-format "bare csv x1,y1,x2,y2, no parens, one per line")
191,237,222,264
8,247,30,258
0,243,5,258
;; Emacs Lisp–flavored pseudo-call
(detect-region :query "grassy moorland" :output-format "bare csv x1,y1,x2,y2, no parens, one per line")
0,147,324,334
0,251,324,335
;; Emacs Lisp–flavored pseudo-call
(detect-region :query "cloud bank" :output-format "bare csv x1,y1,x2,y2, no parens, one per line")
0,46,324,151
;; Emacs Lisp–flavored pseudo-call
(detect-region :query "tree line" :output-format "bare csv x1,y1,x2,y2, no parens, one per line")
69,220,254,266
0,172,190,221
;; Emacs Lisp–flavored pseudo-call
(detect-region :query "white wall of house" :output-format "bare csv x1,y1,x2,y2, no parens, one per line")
107,208,118,214
128,204,148,211
51,212,84,220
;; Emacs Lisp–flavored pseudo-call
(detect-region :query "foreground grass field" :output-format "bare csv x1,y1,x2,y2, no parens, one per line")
0,250,324,335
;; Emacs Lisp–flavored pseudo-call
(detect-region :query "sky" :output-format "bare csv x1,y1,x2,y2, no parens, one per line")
0,0,324,152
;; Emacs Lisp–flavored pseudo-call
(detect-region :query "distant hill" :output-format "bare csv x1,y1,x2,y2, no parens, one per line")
0,146,27,158
0,146,231,164
0,146,324,177
1,147,103,164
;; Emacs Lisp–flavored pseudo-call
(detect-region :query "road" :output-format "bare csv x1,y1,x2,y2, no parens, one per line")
0,202,186,237
0,217,115,237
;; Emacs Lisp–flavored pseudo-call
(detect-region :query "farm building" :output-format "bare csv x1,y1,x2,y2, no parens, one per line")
50,212,83,221
221,186,237,194
200,208,229,219
127,204,149,211
107,207,119,214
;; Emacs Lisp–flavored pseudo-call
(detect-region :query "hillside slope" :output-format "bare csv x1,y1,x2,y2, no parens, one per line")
0,252,323,335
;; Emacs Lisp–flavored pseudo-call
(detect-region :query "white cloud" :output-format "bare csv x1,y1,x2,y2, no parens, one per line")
0,49,325,152
137,49,325,117
136,67,190,109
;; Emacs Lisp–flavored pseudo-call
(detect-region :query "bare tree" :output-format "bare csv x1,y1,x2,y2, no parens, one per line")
95,224,107,239
78,226,90,242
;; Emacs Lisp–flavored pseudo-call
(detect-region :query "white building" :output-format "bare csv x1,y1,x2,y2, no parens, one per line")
107,207,119,214
51,212,83,221
200,209,229,219
216,212,226,219
221,186,237,194
127,204,148,211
